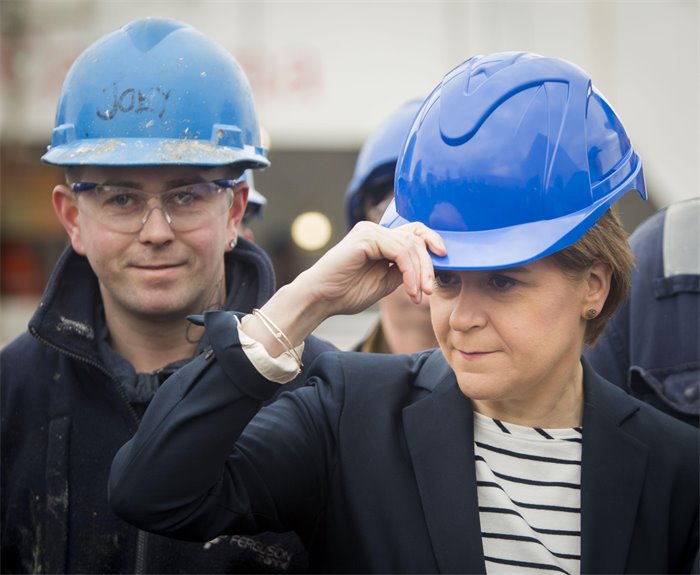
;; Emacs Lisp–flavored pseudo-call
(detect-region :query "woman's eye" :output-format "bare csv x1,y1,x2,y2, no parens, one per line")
434,270,458,289
489,274,516,291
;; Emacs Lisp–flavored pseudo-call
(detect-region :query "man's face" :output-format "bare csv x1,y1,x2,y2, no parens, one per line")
53,165,246,323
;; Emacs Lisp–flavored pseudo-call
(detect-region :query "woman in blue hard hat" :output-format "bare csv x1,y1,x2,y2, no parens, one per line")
110,52,698,574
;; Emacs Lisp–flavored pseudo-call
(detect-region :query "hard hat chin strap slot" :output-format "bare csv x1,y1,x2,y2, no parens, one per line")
212,124,243,148
51,124,77,146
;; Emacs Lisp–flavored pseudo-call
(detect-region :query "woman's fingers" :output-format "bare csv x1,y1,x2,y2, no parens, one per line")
372,222,445,304
258,221,446,338
300,221,446,314
409,222,445,299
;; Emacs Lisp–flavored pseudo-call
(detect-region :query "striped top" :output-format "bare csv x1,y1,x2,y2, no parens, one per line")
473,411,583,575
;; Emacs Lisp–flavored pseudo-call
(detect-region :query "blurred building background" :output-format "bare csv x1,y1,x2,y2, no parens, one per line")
1,0,697,347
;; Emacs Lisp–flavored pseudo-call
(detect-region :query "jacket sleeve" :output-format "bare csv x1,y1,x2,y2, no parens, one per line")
109,310,342,543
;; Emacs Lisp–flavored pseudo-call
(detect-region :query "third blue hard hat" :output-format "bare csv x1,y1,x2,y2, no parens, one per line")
242,171,268,223
380,51,646,269
345,99,422,228
42,17,268,169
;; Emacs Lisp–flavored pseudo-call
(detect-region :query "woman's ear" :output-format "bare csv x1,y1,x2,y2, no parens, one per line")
52,184,87,255
582,261,612,315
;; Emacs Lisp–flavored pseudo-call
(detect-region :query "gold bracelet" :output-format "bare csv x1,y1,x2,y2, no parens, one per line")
251,308,304,369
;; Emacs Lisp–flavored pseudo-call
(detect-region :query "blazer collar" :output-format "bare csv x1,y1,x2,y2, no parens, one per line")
579,357,648,574
403,350,486,574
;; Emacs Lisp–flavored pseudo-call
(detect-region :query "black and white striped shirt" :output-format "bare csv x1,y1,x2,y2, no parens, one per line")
473,411,583,575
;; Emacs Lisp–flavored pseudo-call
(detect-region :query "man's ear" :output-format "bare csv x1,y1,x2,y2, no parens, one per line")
582,261,612,313
52,184,87,255
227,181,249,237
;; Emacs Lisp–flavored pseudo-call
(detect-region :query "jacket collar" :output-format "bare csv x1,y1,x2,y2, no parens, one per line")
402,351,648,574
403,350,486,574
579,356,648,574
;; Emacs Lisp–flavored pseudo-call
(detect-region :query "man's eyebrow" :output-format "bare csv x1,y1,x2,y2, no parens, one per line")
101,180,143,188
73,178,207,190
162,178,207,189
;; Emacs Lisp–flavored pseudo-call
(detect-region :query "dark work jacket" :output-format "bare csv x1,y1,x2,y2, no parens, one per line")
110,311,700,574
1,239,334,574
585,199,700,427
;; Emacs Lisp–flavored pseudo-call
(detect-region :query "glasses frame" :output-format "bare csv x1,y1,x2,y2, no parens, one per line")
70,178,240,233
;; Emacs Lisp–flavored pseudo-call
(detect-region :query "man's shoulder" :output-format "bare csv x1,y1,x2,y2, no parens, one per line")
2,329,43,361
601,372,700,450
1,330,61,387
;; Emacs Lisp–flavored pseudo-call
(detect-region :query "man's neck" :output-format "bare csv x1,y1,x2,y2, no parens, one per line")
104,312,203,373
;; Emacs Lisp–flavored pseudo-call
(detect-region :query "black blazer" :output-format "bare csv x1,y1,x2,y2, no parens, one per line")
110,311,699,574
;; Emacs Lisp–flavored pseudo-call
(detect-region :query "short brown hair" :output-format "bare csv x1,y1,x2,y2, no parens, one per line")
548,208,634,345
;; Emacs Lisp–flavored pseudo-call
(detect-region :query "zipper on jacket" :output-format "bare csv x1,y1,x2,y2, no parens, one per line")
28,325,148,573
135,529,149,574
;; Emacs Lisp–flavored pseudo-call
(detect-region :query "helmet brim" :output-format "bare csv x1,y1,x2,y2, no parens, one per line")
247,188,268,207
380,166,646,270
41,138,270,168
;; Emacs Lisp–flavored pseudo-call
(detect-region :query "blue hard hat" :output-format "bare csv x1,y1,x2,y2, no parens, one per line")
42,18,268,168
241,171,267,223
380,51,646,270
345,99,422,228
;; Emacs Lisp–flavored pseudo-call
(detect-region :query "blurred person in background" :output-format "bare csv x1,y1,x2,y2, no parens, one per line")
0,17,333,574
239,171,268,242
345,99,438,354
110,52,698,574
585,196,700,427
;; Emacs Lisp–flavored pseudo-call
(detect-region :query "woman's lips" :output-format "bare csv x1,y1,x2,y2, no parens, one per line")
458,350,493,360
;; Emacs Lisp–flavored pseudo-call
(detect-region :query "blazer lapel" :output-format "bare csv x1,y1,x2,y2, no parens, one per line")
579,358,649,574
403,351,486,574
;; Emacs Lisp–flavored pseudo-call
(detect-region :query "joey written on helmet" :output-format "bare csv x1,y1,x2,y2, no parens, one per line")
380,51,646,270
42,17,268,169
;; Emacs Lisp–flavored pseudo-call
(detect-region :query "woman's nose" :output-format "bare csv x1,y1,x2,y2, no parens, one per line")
449,288,488,332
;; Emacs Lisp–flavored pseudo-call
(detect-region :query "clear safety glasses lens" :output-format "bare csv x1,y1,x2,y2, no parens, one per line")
71,180,236,233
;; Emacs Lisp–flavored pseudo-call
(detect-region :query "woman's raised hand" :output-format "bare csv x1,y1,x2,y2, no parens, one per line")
299,221,445,315
247,221,445,352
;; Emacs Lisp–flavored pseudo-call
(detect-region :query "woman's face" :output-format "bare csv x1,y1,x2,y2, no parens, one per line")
430,258,608,424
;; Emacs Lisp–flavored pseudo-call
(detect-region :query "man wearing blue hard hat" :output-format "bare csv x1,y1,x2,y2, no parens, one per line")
0,17,332,574
345,99,437,354
110,52,697,573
